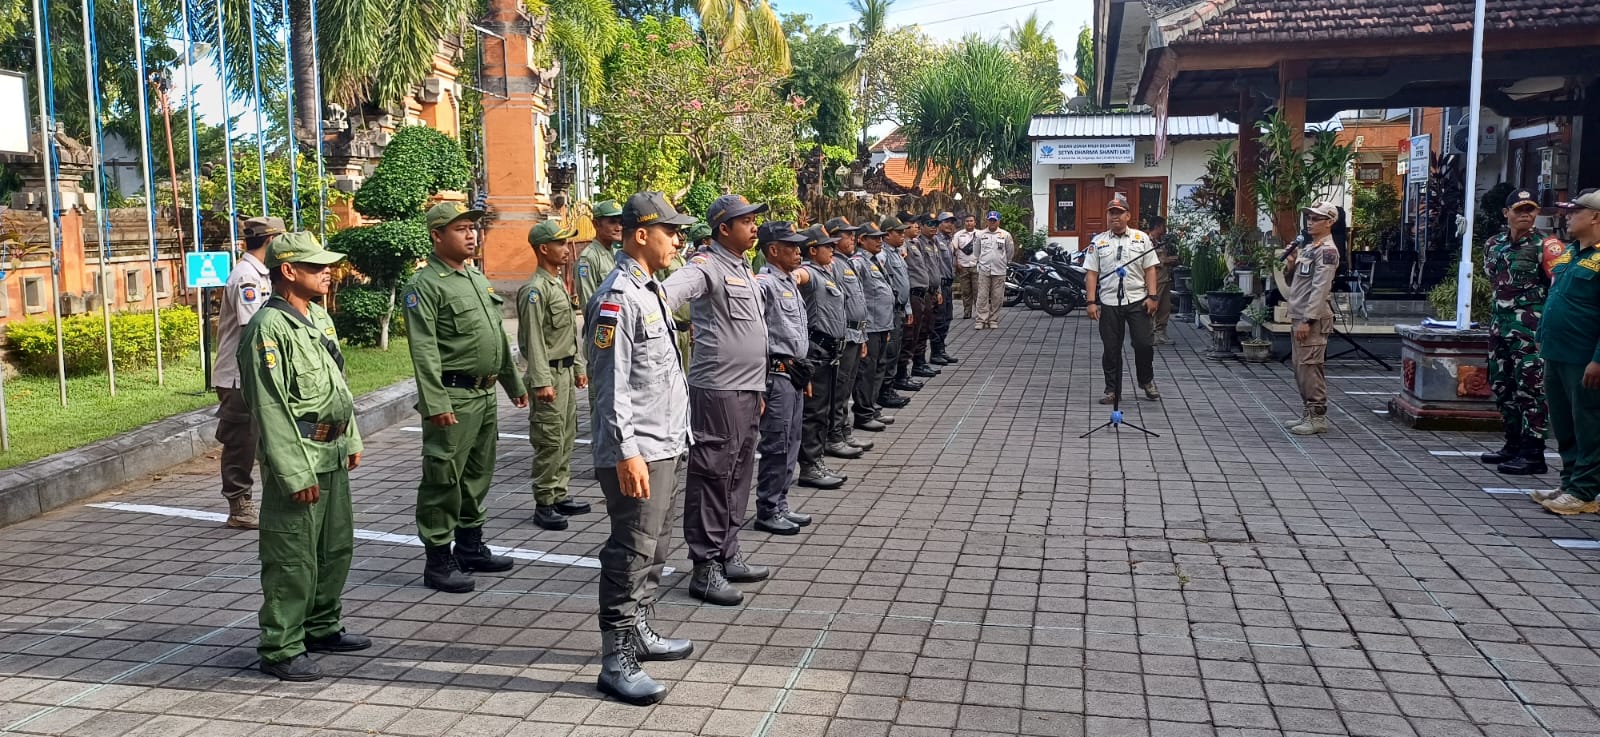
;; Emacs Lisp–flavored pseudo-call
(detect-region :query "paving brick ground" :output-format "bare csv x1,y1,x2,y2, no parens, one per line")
3,307,1600,737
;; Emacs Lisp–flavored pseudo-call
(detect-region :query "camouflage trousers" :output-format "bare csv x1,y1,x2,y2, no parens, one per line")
1488,314,1547,440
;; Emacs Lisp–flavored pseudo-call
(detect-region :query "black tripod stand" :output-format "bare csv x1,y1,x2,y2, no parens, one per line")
1081,246,1161,439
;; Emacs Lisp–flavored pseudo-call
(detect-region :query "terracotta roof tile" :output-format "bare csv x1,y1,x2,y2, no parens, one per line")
1174,0,1586,44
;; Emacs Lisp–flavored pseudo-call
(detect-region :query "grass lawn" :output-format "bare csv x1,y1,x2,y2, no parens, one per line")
0,339,416,471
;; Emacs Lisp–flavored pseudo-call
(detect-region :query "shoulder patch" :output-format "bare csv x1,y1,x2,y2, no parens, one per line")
593,324,616,349
528,290,541,305
261,346,279,370
578,263,589,279
486,286,495,294
404,291,421,309
323,326,337,340
1321,249,1338,265
691,255,709,265
241,285,260,303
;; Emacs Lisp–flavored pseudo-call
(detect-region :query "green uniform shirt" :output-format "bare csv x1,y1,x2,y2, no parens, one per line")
516,268,586,389
239,297,363,494
403,254,526,417
1539,241,1600,365
576,240,617,311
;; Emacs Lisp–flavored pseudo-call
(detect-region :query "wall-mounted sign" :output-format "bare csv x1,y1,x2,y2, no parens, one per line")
1357,163,1384,182
1036,139,1136,165
1407,134,1431,184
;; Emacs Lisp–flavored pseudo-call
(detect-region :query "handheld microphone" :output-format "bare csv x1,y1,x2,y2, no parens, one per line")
1282,230,1309,262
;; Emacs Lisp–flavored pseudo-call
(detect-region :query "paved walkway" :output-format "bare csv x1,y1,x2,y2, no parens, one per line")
2,308,1599,737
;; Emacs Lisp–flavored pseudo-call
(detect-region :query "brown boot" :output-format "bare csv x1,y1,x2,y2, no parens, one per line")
227,496,259,529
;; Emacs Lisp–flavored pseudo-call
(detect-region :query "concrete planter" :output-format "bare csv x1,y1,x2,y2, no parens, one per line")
1387,325,1500,431
1240,340,1274,362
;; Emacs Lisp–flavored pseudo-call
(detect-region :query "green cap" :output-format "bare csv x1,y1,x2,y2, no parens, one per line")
685,221,713,243
592,199,624,219
425,201,485,230
266,231,346,269
528,219,577,247
879,215,910,232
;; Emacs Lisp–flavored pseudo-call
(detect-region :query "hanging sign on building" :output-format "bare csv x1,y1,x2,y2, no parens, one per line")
1036,139,1137,165
1406,134,1431,184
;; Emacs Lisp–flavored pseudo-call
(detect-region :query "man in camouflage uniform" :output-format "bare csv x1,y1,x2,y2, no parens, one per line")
1480,188,1567,475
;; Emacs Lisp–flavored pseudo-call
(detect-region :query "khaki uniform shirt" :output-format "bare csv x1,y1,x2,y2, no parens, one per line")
1084,228,1160,306
402,254,526,418
239,298,363,493
975,228,1015,276
1285,236,1340,323
213,252,271,389
585,254,692,465
516,268,586,389
576,240,618,311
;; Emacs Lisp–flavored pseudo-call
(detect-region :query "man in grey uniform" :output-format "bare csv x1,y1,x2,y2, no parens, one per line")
795,225,853,487
879,216,919,400
853,221,898,432
586,191,696,706
661,194,772,607
929,211,959,365
895,217,937,386
214,215,283,529
753,222,826,533
824,216,874,455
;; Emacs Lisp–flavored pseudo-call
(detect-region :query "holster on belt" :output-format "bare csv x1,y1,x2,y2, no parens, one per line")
771,354,812,390
806,331,841,363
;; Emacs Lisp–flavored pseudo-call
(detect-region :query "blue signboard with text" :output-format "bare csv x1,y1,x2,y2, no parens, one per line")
186,251,233,289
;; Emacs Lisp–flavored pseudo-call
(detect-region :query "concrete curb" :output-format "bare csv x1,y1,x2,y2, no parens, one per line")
0,379,418,529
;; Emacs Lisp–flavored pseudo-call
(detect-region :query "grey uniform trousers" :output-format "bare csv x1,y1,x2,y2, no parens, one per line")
855,331,890,418
878,319,905,398
932,281,954,354
215,388,257,501
1099,302,1156,397
756,375,804,519
597,456,682,632
830,342,862,443
682,388,761,564
800,357,839,467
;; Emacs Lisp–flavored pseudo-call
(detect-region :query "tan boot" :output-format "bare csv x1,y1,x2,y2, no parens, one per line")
1283,405,1309,428
1290,413,1331,436
1540,493,1600,516
227,496,259,529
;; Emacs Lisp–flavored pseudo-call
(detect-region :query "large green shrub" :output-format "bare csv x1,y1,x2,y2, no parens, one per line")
330,219,432,286
352,126,473,221
331,285,402,348
6,307,201,375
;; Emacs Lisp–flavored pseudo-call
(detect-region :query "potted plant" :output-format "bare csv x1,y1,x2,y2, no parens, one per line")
1206,281,1247,326
1240,304,1273,362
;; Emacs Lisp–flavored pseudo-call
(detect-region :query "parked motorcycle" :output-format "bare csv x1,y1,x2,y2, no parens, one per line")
1024,249,1089,316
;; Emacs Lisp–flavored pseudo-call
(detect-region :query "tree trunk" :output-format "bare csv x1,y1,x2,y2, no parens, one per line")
290,0,319,145
379,285,395,351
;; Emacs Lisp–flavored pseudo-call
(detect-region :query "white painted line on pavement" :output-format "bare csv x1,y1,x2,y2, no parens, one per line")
1373,410,1389,415
1430,449,1559,458
85,502,650,572
400,426,591,444
1484,487,1537,496
1554,539,1600,550
1342,391,1392,395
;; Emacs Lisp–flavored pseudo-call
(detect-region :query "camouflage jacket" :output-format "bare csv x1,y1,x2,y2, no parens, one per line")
1483,228,1566,313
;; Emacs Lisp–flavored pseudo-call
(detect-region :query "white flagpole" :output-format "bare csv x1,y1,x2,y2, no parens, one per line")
1453,0,1487,329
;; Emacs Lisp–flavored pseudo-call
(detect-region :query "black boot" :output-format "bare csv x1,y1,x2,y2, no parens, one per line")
1480,431,1520,464
633,606,694,661
934,353,958,364
1497,439,1548,475
553,498,591,516
689,561,743,606
597,629,668,705
798,463,844,489
533,506,570,531
878,392,910,407
454,527,515,573
912,363,940,378
424,545,475,593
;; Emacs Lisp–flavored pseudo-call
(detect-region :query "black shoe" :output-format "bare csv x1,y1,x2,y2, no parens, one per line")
533,506,570,531
854,418,887,432
783,510,813,527
553,498,591,516
689,561,743,606
598,629,668,705
929,355,951,365
454,527,515,573
1480,434,1520,464
825,441,865,459
912,365,940,378
260,654,322,682
633,606,693,662
844,435,874,451
893,379,924,392
424,545,475,593
722,554,770,583
873,412,895,425
798,463,845,489
934,353,958,364
1498,443,1548,476
819,461,849,480
755,514,801,535
306,630,372,653
878,394,910,407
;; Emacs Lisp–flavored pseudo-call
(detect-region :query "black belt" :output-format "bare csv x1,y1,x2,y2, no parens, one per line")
441,372,498,390
941,278,954,286
296,420,349,442
847,320,867,331
894,302,907,311
910,287,928,297
548,356,576,369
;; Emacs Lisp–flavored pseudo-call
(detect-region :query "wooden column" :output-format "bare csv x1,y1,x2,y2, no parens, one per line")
1235,88,1262,232
1273,60,1309,242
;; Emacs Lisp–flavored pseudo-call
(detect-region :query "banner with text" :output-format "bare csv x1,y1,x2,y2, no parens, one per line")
1035,139,1137,165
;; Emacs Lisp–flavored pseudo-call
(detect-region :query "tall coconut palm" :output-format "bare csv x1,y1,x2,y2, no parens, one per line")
1005,11,1064,112
529,0,620,105
846,0,888,50
902,39,1049,196
696,0,789,74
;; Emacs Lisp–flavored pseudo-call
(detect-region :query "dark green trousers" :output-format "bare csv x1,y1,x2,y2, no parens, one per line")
530,364,576,507
259,466,353,664
1546,360,1600,501
416,391,498,546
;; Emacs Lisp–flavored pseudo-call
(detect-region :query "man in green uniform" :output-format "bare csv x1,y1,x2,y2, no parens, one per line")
404,202,529,593
1479,189,1567,475
1537,191,1600,515
577,200,625,310
518,220,593,531
240,232,369,682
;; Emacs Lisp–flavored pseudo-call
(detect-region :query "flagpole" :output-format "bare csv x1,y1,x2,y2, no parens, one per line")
1453,0,1487,329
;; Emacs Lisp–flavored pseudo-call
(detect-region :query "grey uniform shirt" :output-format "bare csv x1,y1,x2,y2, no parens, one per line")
933,234,955,281
661,243,769,392
880,247,912,313
799,261,847,339
857,250,895,332
835,254,869,344
756,264,808,360
902,239,929,291
212,251,271,389
916,237,941,289
1084,228,1161,306
585,254,692,466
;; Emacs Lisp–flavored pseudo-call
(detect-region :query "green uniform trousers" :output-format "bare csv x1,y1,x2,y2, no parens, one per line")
416,391,499,546
1546,360,1600,502
259,466,353,664
531,363,577,506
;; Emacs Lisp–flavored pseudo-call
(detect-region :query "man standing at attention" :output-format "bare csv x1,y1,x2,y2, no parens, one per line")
404,202,529,593
852,221,897,433
577,200,625,309
1479,189,1566,475
1084,194,1161,404
518,220,593,531
214,216,283,529
587,192,697,703
973,211,1014,329
1147,216,1180,345
880,216,920,397
241,232,368,682
823,216,874,456
953,214,979,321
1534,191,1600,515
1281,202,1342,435
753,221,821,534
796,225,852,490
929,211,959,365
662,194,772,606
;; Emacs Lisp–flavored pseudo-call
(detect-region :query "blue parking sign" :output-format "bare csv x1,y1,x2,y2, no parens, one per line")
186,251,233,289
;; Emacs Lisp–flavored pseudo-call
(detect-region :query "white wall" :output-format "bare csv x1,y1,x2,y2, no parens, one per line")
1028,137,1216,249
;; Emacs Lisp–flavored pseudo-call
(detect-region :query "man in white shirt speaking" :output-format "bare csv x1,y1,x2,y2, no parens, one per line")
1084,194,1161,405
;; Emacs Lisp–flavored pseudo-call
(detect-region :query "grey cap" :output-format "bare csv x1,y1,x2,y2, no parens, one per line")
706,194,768,230
622,191,697,228
799,224,838,250
824,216,861,233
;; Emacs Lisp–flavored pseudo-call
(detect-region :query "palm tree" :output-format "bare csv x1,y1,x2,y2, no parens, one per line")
529,0,620,105
846,0,888,49
696,0,789,74
1005,11,1064,112
902,39,1049,196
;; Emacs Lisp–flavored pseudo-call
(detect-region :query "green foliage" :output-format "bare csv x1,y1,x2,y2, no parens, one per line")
331,284,402,348
821,144,856,165
1006,12,1065,113
681,180,721,221
193,151,349,236
902,39,1049,196
6,307,200,376
329,218,431,287
1013,228,1048,262
1169,202,1229,297
993,197,1033,235
353,126,471,221
697,0,791,75
1427,184,1508,323
528,0,621,106
782,13,858,148
1351,181,1401,252
856,25,945,131
1192,142,1237,230
1254,112,1357,241
1475,182,1516,244
1073,24,1093,99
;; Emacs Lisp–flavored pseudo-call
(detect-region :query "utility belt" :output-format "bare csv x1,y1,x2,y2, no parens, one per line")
769,354,813,390
847,320,867,331
807,329,843,361
441,372,498,390
548,355,576,369
296,419,349,443
910,287,928,297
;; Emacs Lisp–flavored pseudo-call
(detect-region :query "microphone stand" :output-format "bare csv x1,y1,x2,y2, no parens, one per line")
1081,246,1160,439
